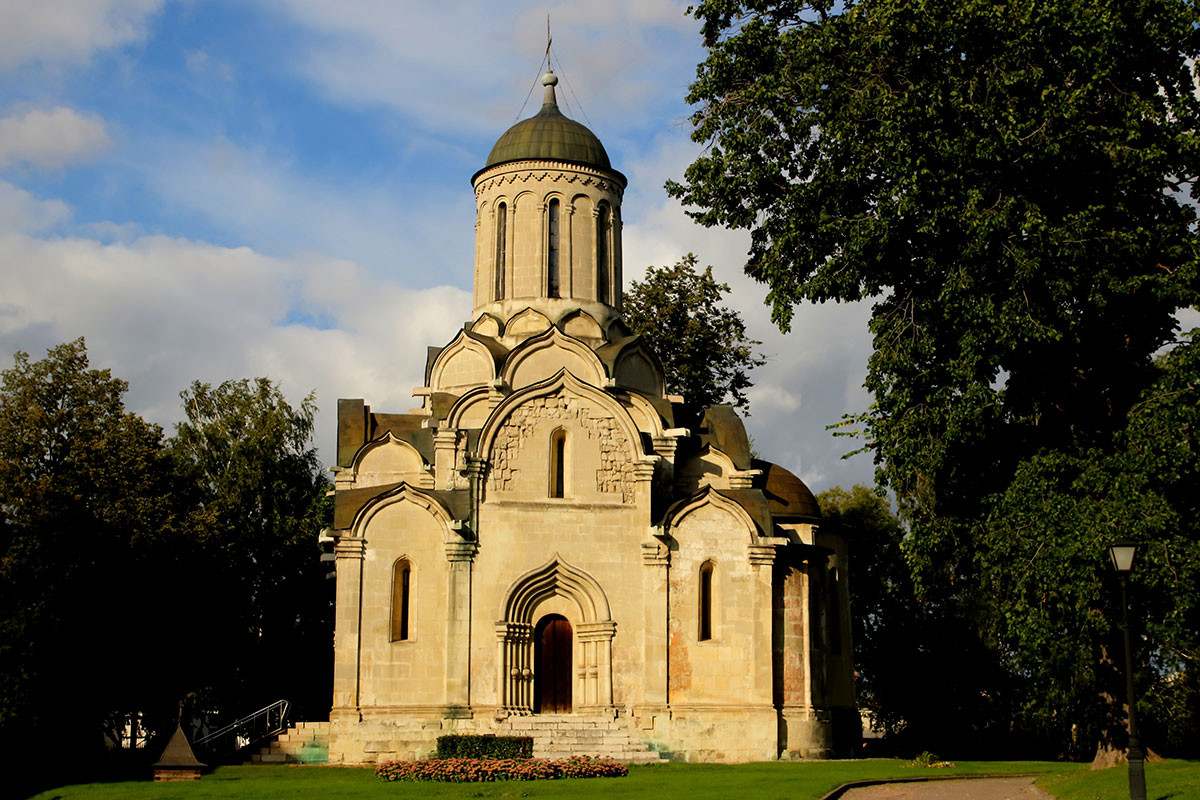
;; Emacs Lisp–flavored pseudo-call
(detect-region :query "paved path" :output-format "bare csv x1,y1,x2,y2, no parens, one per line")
839,777,1053,800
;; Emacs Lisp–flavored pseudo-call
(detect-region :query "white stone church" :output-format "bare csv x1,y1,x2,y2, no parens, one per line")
326,71,858,764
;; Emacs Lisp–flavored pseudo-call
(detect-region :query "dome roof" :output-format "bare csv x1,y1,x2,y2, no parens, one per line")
753,459,821,519
482,71,612,172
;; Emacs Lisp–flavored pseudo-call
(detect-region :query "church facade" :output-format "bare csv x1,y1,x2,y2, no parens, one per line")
326,71,858,764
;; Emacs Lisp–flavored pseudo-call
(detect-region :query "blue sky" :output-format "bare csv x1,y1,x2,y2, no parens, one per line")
0,0,877,493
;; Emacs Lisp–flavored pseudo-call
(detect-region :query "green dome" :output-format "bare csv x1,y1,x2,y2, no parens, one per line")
482,72,612,172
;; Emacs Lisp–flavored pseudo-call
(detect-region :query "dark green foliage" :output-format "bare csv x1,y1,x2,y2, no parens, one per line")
435,734,534,760
623,254,764,412
0,339,181,793
0,341,334,794
818,486,1012,756
170,378,333,721
673,0,1200,758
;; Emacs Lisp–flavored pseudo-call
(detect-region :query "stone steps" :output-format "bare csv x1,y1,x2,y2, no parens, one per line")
497,715,667,765
249,721,330,764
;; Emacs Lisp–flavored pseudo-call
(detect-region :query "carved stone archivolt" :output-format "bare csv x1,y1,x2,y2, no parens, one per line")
495,556,616,715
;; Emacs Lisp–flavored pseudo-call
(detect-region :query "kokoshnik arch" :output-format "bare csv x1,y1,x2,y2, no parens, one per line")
326,70,858,763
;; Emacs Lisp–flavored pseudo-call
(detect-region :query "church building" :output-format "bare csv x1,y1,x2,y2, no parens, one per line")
326,70,858,764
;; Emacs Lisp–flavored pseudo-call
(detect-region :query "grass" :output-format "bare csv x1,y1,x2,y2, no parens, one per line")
31,759,1078,800
1035,759,1200,800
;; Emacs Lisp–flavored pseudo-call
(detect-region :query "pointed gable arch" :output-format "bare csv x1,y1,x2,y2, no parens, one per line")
353,432,430,488
445,386,494,431
501,326,606,390
676,444,739,492
558,309,604,341
351,482,456,539
611,338,665,397
478,368,644,466
506,307,553,339
429,330,499,394
623,391,666,438
664,486,762,543
470,312,503,338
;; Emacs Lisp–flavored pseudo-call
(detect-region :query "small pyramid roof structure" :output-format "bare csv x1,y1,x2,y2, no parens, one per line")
153,723,206,769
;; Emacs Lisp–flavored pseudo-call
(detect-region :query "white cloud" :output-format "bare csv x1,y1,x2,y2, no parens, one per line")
256,0,698,135
0,107,112,168
133,135,475,282
0,180,70,232
0,191,469,465
0,0,162,71
747,383,801,413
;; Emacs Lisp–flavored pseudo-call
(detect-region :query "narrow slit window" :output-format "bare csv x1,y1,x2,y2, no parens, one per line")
828,568,842,655
547,198,560,297
391,559,412,641
596,203,610,304
699,560,714,641
494,202,507,300
549,428,566,498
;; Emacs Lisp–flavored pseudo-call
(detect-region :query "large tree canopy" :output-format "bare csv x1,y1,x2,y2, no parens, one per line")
0,340,178,792
0,345,333,793
170,378,332,719
672,0,1200,758
623,253,765,412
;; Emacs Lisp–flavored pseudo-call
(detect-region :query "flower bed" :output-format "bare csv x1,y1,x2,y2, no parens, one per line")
375,754,629,782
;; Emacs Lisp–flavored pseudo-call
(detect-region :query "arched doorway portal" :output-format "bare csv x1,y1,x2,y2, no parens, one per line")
534,614,572,714
495,556,615,715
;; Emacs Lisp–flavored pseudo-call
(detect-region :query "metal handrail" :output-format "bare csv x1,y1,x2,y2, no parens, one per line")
194,699,290,756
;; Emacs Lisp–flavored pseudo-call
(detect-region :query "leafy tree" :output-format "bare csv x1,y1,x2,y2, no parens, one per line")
169,378,332,720
671,0,1200,758
818,485,1011,756
0,339,180,792
623,253,765,412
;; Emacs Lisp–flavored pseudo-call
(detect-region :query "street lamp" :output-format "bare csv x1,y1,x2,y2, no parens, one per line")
1108,538,1146,800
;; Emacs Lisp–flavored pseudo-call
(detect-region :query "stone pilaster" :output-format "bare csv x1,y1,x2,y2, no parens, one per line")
332,537,366,718
641,539,670,710
433,429,458,489
444,540,477,714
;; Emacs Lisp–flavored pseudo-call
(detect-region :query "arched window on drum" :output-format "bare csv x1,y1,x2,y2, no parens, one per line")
596,202,611,305
494,202,507,301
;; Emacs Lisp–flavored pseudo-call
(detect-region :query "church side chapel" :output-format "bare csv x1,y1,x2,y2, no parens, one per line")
326,68,858,764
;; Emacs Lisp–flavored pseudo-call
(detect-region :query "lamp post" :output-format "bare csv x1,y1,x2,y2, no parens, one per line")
1108,539,1146,800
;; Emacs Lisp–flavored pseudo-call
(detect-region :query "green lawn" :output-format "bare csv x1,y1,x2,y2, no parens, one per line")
1036,759,1200,800
32,759,1076,800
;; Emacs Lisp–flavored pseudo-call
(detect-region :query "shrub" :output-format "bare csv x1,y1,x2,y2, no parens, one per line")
376,754,628,782
435,734,533,760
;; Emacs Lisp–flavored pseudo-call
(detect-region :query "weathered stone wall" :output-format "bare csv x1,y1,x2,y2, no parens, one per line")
667,504,769,707
356,500,449,709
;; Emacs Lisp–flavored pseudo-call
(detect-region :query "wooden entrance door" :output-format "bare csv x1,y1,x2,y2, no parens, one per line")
534,614,572,714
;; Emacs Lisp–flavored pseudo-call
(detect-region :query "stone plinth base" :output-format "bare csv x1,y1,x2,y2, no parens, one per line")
154,768,201,781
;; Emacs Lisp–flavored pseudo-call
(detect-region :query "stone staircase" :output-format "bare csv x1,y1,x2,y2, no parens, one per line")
249,721,330,764
498,715,667,764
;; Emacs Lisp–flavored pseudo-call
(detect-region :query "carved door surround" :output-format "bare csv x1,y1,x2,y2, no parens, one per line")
495,555,616,715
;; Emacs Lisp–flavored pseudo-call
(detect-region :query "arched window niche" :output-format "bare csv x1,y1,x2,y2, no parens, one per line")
698,559,716,641
494,202,507,301
391,558,413,642
549,427,568,499
596,203,610,305
547,198,561,298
